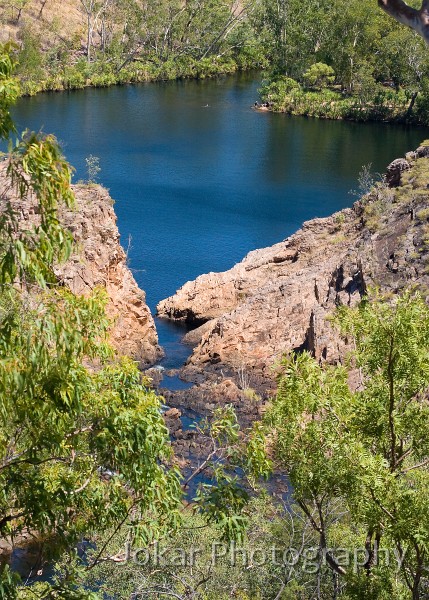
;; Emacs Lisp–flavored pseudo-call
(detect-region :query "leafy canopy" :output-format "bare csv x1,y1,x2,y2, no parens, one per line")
267,290,429,599
0,44,182,598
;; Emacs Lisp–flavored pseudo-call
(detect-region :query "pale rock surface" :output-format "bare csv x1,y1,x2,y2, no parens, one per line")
57,185,161,365
0,165,161,365
158,150,429,384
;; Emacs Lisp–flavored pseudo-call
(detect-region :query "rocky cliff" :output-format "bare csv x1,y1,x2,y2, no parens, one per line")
0,166,161,365
158,144,429,387
58,184,162,365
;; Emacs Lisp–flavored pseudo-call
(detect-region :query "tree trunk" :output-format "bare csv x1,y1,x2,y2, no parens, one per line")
406,91,418,117
87,14,91,63
378,1,429,45
38,0,48,18
101,17,106,53
412,574,421,600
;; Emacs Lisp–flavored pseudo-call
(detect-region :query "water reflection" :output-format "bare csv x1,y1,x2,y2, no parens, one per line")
11,73,428,334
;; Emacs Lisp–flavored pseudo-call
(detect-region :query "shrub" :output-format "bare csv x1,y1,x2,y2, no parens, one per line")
303,62,335,90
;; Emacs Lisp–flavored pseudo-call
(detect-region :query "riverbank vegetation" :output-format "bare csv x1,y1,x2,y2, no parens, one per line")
259,76,429,124
0,0,267,95
257,0,429,124
4,0,429,126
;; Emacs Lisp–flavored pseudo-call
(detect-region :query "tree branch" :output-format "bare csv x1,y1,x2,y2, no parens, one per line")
387,333,397,471
400,457,429,474
297,498,347,576
0,511,25,531
182,444,220,489
378,1,429,44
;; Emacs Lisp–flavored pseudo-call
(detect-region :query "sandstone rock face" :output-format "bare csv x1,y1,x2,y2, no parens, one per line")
385,158,410,187
158,151,429,383
57,185,161,365
159,210,362,379
0,166,161,365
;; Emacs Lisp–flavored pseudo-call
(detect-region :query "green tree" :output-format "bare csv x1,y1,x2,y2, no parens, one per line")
321,0,382,93
0,44,20,141
0,44,182,597
267,291,429,599
58,407,272,599
303,62,335,89
252,0,332,77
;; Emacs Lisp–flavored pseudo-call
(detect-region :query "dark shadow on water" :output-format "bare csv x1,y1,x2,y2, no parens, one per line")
155,317,194,371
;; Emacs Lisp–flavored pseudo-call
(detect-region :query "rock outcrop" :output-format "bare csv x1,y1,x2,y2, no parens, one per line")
158,144,429,384
0,166,161,365
57,185,161,365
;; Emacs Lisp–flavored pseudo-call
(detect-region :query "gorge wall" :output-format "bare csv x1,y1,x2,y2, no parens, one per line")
0,165,161,365
158,144,429,390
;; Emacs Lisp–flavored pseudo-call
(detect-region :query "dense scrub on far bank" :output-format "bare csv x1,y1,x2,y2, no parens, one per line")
258,76,429,125
4,0,429,129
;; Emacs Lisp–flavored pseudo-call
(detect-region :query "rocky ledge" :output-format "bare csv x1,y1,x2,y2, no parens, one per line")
158,144,429,392
0,166,161,365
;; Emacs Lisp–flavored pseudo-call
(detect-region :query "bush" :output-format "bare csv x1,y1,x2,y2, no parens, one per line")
259,76,301,107
303,62,335,90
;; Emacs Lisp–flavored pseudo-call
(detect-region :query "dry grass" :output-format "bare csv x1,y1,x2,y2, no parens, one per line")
0,0,84,48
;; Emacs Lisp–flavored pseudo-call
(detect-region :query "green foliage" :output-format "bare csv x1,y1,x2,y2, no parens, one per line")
195,473,250,542
193,405,272,543
266,290,429,598
0,45,183,597
5,0,261,95
259,76,301,108
303,63,335,90
0,566,19,599
254,0,429,124
0,43,20,140
349,162,380,199
259,78,428,123
2,131,75,287
15,28,45,85
67,496,302,600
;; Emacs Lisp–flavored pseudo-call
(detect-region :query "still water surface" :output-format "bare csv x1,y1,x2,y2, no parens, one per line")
10,73,429,584
12,73,428,358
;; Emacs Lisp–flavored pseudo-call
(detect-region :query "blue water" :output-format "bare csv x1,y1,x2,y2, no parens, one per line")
11,73,428,363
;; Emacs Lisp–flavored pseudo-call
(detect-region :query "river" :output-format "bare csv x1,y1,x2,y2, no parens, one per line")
12,72,429,370
7,70,429,589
